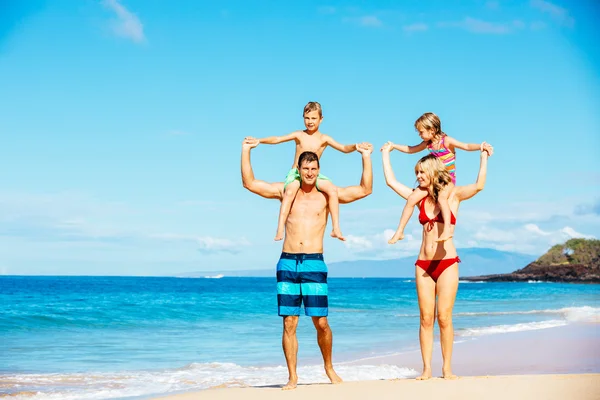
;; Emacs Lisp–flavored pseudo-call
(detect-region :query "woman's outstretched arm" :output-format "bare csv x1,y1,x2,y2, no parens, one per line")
455,148,490,201
381,142,413,200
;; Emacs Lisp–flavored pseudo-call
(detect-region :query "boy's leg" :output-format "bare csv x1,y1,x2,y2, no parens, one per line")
316,179,344,241
389,188,428,244
436,183,454,242
276,179,300,241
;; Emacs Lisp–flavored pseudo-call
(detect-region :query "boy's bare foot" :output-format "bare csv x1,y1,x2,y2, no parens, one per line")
325,367,343,384
388,232,404,244
282,378,298,390
442,367,457,380
436,232,453,242
331,229,345,241
274,228,284,241
416,367,432,380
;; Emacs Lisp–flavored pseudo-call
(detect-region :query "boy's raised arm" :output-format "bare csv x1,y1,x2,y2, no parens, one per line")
254,131,299,145
323,135,357,153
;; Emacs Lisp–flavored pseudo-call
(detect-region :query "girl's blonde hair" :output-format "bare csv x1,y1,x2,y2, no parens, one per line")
414,112,445,142
415,154,452,203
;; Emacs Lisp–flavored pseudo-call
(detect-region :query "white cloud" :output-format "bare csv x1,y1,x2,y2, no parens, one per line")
530,0,574,27
104,0,145,43
439,17,516,34
359,16,383,27
524,223,552,236
196,236,250,254
561,227,595,240
403,23,428,32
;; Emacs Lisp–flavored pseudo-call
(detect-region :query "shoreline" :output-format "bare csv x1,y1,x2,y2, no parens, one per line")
152,322,599,399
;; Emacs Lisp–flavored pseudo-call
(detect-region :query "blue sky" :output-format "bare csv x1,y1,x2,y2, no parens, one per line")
1,0,598,276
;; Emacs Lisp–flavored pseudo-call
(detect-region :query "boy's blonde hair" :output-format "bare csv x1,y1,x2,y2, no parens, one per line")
303,101,323,117
415,154,452,203
415,112,445,141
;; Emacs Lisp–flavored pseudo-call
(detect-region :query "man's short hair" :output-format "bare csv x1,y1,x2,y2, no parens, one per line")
298,151,320,168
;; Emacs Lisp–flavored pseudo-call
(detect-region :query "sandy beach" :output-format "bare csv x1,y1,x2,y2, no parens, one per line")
154,323,600,400
156,374,599,400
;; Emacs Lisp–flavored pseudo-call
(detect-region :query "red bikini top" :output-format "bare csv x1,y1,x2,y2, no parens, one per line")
418,197,456,229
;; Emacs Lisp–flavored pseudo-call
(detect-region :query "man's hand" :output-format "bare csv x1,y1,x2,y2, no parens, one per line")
380,141,394,153
357,142,373,155
243,137,259,149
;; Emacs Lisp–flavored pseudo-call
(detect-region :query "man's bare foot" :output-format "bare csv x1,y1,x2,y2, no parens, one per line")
435,232,453,242
416,367,432,380
282,378,298,390
442,368,457,380
388,232,404,244
325,367,343,384
330,229,345,241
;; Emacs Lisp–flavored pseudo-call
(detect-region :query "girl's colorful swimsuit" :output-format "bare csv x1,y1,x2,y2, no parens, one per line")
415,197,460,282
427,135,456,184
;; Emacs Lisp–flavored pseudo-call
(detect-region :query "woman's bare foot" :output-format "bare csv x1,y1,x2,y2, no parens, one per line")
442,367,457,380
330,229,345,241
416,367,432,380
282,378,298,390
388,232,404,244
325,367,343,384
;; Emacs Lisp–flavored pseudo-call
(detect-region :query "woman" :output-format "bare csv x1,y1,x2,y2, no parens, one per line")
381,142,491,380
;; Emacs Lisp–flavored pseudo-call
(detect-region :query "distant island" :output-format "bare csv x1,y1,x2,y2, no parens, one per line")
462,239,600,283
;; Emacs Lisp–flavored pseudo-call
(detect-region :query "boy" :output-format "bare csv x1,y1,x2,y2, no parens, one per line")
247,101,359,241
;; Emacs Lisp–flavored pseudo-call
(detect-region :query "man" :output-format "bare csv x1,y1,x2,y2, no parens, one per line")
241,138,373,389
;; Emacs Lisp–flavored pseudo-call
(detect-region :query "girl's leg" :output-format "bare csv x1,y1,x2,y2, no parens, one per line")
436,183,454,242
275,180,300,241
317,179,344,241
435,262,459,379
389,189,427,244
415,266,437,380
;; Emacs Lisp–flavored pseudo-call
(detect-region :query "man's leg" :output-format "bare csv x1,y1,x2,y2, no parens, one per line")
311,316,342,384
282,316,300,390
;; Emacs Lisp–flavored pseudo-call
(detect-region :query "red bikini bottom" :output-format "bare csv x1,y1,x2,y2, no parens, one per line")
415,257,461,282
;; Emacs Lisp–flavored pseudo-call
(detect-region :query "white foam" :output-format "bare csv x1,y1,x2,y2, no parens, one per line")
2,363,418,400
457,319,568,337
204,274,224,279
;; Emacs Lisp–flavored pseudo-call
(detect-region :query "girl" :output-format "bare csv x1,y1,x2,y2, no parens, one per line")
386,112,492,244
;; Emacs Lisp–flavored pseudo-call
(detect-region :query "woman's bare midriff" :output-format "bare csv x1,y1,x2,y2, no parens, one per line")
418,193,460,260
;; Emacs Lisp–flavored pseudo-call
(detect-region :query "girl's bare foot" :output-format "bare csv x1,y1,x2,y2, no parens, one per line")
436,232,453,242
388,232,404,244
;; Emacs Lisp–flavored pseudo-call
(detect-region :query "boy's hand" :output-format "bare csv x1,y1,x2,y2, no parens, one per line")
380,141,394,153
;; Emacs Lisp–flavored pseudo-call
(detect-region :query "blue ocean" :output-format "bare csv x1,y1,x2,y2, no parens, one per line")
1,276,598,399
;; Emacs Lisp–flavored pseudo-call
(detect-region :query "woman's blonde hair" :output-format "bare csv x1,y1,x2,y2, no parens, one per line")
415,154,452,203
414,112,445,142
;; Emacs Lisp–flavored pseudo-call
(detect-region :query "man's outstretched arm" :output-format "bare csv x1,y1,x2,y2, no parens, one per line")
338,143,373,204
241,139,284,200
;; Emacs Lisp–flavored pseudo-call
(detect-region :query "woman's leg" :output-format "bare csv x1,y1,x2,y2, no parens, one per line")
435,262,459,379
415,266,436,380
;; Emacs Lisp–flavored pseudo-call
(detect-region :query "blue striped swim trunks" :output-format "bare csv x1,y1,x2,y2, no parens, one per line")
276,252,328,317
